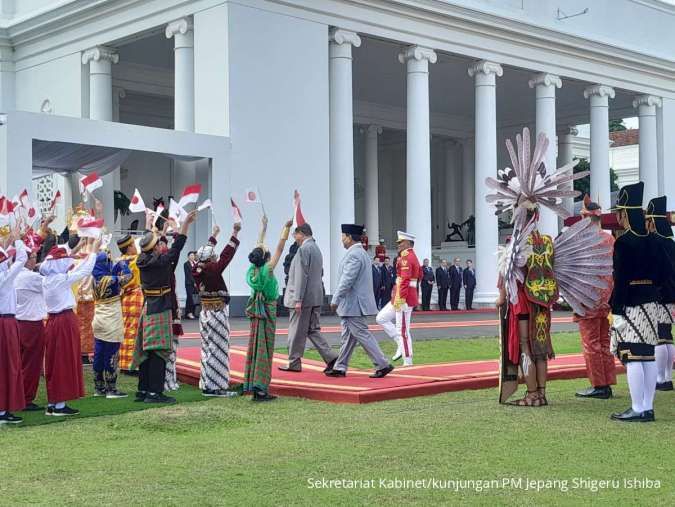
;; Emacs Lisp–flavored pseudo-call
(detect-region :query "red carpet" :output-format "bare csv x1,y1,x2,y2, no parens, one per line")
176,345,622,404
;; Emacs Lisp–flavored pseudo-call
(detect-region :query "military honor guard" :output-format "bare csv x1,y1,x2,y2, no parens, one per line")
327,224,393,378
645,196,675,391
375,231,421,366
609,182,662,422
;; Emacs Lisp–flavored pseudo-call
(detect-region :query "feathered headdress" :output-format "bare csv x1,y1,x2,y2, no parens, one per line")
486,127,587,229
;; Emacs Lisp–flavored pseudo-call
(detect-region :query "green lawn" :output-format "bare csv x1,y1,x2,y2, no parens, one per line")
2,334,673,505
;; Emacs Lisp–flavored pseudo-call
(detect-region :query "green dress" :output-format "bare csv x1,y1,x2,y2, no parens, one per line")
243,264,279,393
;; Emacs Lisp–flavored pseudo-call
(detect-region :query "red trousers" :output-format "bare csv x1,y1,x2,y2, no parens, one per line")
18,320,45,405
578,316,617,387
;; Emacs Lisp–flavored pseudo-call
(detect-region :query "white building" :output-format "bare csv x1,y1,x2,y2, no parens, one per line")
1,0,675,313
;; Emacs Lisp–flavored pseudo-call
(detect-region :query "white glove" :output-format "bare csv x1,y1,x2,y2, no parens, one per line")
612,314,627,332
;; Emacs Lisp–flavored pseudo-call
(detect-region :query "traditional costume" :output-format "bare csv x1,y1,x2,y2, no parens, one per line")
574,196,617,399
15,260,48,411
486,127,613,406
162,235,183,392
132,231,186,404
375,239,386,262
645,196,675,391
116,234,143,372
91,252,132,398
40,247,97,416
375,230,420,366
192,234,239,396
0,241,28,424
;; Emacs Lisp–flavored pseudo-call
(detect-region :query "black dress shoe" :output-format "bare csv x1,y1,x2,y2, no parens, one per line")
641,410,655,422
144,393,176,404
324,369,346,377
323,358,337,373
575,386,612,399
370,364,394,378
278,365,302,373
656,381,673,391
252,391,277,402
23,402,44,412
610,408,643,422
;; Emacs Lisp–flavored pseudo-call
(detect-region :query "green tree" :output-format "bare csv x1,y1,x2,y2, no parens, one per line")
572,158,619,199
609,119,627,132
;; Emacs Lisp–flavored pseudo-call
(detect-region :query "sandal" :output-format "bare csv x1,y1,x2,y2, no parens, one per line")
537,386,548,406
509,390,541,407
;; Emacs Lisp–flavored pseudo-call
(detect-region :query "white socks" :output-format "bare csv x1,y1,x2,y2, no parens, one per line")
626,361,657,413
55,402,65,409
0,411,6,416
655,344,675,383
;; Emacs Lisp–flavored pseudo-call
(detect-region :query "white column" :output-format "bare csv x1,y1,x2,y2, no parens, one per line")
0,38,15,113
82,46,119,236
583,85,615,210
329,28,361,292
166,17,195,132
461,137,475,221
399,45,437,263
364,125,382,245
557,126,578,214
529,73,561,237
634,94,662,200
468,60,502,305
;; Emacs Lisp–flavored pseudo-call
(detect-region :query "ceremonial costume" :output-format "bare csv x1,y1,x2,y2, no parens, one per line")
75,275,95,361
645,196,675,391
41,247,97,416
193,235,239,395
609,183,662,422
91,252,132,397
117,235,143,372
132,231,186,403
376,231,420,366
164,238,183,392
573,198,617,398
0,241,28,424
15,264,47,409
486,127,612,406
375,240,386,262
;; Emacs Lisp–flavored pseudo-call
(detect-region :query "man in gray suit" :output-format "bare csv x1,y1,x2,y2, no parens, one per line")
280,223,338,372
326,224,393,378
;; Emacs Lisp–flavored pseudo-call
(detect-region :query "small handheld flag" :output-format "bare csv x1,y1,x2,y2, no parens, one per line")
293,190,306,226
230,198,242,223
129,188,145,213
50,190,62,212
79,173,103,194
178,184,202,209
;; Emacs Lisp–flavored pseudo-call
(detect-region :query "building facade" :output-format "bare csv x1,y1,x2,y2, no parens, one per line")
1,0,675,311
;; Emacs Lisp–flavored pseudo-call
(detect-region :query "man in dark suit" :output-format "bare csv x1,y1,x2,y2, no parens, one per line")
372,257,385,309
449,257,463,311
463,259,476,310
435,259,450,311
421,258,434,311
183,251,198,319
380,256,395,309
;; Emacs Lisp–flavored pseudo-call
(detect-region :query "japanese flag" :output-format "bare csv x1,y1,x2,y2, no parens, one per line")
129,188,145,213
230,198,242,223
293,189,306,226
76,217,104,239
50,190,62,211
178,183,201,209
79,172,103,194
168,198,188,225
245,188,260,203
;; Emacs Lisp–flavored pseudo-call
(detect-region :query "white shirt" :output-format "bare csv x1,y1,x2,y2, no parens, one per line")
0,241,28,315
15,268,47,321
42,253,97,314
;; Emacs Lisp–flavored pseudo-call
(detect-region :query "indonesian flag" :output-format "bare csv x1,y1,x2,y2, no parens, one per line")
19,189,30,208
0,196,14,214
79,172,103,194
197,199,212,212
76,217,104,239
178,184,201,209
230,198,242,223
293,190,306,226
168,198,187,225
152,204,165,229
245,188,260,203
50,190,62,211
129,188,145,213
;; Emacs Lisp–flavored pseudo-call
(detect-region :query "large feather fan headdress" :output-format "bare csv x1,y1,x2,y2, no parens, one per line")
486,127,588,229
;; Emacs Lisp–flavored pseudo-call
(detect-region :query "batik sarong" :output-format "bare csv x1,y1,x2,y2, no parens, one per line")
243,292,277,393
199,305,231,391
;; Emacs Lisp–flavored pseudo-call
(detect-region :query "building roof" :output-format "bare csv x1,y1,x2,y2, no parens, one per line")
610,129,639,147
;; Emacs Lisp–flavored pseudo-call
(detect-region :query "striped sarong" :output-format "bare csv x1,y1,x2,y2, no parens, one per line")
243,292,277,393
199,306,231,391
119,287,143,370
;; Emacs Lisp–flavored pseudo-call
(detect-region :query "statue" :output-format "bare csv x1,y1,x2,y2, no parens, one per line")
462,215,475,247
445,221,465,242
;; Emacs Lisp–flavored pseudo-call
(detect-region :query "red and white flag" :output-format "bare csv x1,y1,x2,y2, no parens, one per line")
0,196,14,215
293,189,306,226
178,184,201,209
50,190,62,211
168,198,188,225
129,188,145,213
197,199,212,212
76,217,104,239
19,189,30,208
79,172,103,194
230,198,242,223
245,188,260,203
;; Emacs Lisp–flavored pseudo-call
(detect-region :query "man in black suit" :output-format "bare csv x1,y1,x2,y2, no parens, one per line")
183,251,198,319
421,258,434,311
372,257,385,310
380,256,395,309
449,257,463,311
463,259,476,310
435,259,450,311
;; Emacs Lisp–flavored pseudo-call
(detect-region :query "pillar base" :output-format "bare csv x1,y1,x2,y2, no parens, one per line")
471,291,499,309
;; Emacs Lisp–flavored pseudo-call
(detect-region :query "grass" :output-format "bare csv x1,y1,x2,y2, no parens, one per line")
2,334,673,505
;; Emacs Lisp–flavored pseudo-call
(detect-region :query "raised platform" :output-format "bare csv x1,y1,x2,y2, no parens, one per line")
176,345,623,404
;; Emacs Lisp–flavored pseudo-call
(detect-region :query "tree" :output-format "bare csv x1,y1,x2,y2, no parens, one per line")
572,158,620,199
609,119,627,132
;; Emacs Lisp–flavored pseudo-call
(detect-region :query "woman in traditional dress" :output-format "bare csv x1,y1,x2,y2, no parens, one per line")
243,216,293,402
116,234,143,373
